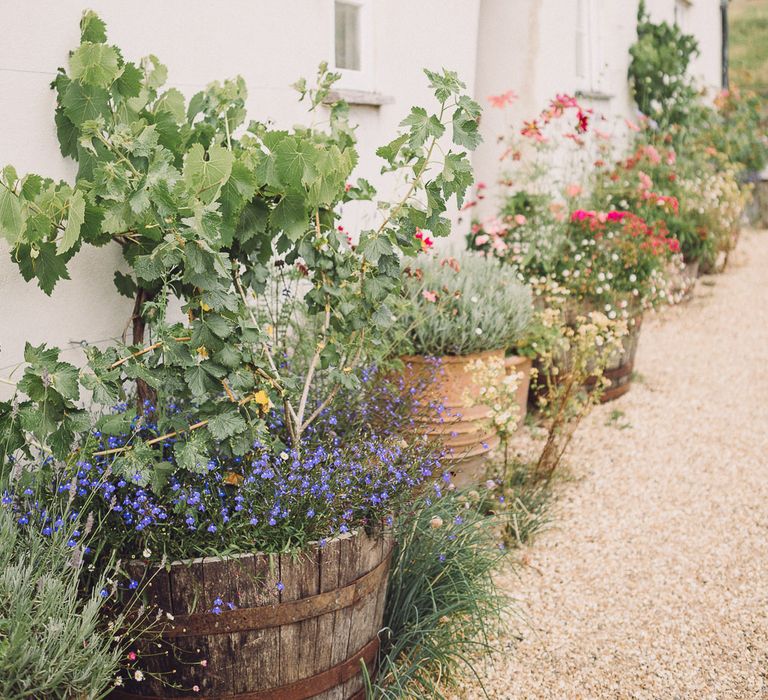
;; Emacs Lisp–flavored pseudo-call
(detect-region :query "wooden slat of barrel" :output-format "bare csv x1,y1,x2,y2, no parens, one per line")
311,538,343,700
170,560,209,695
337,533,385,699
200,557,234,690
278,546,322,688
237,553,281,693
322,532,363,700
126,561,175,697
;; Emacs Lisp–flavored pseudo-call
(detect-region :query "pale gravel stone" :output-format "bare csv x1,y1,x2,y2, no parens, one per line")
452,230,768,699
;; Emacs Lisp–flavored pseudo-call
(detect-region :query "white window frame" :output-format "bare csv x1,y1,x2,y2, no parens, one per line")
331,0,375,92
575,0,607,93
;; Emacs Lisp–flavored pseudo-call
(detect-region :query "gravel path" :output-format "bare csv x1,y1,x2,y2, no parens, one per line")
466,230,768,699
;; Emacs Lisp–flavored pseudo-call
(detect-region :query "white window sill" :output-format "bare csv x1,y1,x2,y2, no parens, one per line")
323,89,394,107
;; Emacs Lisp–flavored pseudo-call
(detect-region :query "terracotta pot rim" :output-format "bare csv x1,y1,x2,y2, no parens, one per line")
399,348,506,365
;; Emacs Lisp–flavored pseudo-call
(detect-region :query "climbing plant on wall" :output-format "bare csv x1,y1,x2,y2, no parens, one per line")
0,10,481,469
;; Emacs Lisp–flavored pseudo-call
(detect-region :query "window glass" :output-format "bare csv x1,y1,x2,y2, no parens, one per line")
335,2,361,71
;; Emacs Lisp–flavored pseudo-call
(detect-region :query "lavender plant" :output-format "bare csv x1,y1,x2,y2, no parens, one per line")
0,507,129,699
392,254,533,357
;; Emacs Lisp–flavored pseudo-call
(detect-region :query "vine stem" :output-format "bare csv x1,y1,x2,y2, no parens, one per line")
92,420,209,457
108,337,191,370
233,268,299,445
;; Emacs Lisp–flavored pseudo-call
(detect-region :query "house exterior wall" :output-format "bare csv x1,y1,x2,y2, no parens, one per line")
0,0,480,372
0,0,722,373
472,0,724,220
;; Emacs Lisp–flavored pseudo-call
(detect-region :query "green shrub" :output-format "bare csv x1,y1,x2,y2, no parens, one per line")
394,254,533,356
371,493,507,698
0,509,125,699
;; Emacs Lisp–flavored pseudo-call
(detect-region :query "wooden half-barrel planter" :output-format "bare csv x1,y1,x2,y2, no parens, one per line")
584,314,643,403
113,528,392,700
399,349,503,485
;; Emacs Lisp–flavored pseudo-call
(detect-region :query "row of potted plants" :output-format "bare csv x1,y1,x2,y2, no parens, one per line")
0,8,765,699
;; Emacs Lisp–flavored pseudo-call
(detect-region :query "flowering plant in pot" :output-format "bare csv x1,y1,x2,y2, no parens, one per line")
591,136,717,274
545,208,679,401
0,11,482,698
390,254,532,483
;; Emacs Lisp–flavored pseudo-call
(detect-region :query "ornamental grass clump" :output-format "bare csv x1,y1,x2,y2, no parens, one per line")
0,507,129,700
370,491,507,699
394,254,533,357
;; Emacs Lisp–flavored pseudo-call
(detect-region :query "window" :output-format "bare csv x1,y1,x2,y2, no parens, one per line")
575,0,606,93
335,2,361,70
333,0,373,91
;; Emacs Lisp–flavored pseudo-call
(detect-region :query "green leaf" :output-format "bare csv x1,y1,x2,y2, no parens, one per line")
51,363,80,401
274,138,319,187
183,143,234,205
185,365,214,398
54,109,79,159
57,190,86,253
358,233,393,264
207,409,247,441
69,42,120,88
438,152,474,208
80,10,107,43
113,270,137,298
400,107,445,149
62,82,110,125
269,193,308,241
19,242,71,295
155,88,186,123
452,108,482,150
174,437,208,474
114,62,143,99
0,187,25,245
81,370,121,406
376,133,409,165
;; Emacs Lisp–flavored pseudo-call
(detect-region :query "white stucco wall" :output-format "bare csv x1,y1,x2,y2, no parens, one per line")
0,0,480,374
0,0,723,377
471,0,724,222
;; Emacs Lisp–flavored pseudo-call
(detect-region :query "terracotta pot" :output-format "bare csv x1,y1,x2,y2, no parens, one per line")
399,349,504,485
504,354,532,424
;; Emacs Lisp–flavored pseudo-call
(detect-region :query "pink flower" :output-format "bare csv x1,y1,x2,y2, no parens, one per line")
474,233,489,245
422,290,437,303
193,686,200,693
127,652,137,662
570,209,595,222
487,90,518,108
644,145,661,164
565,183,582,198
624,118,641,132
200,660,208,668
513,214,527,226
606,211,626,222
638,171,652,190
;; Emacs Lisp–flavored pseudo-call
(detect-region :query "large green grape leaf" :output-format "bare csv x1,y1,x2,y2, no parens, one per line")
61,82,110,125
183,143,234,205
0,188,25,244
69,42,120,88
57,190,86,253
